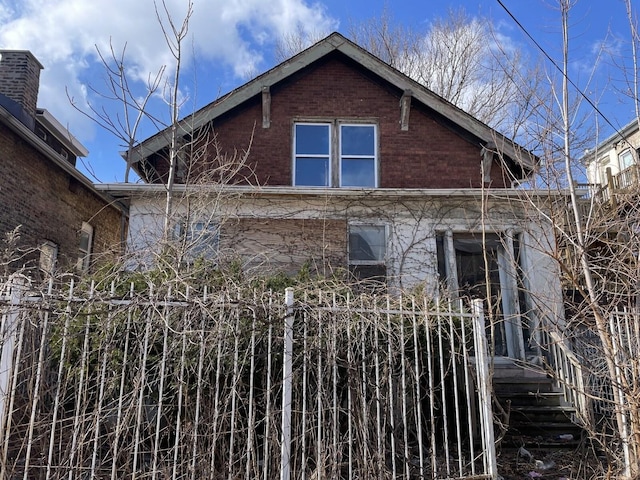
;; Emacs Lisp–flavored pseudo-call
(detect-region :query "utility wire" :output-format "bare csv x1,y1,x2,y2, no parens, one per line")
496,0,628,143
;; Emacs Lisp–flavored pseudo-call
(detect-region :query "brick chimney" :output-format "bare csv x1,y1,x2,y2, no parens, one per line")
0,50,43,118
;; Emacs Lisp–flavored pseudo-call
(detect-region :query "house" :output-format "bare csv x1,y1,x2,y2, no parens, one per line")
583,118,640,206
97,32,564,365
0,50,126,275
571,118,640,308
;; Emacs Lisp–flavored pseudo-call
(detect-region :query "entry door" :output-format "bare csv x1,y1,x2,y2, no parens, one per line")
438,232,528,360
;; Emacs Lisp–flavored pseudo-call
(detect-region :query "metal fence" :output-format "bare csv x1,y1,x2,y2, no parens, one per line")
0,275,496,479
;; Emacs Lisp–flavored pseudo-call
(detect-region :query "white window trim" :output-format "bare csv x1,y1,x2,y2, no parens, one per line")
339,123,378,188
292,122,332,187
293,120,379,188
619,148,635,171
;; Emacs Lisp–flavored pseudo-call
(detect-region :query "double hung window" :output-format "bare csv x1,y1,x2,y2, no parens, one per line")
294,122,377,187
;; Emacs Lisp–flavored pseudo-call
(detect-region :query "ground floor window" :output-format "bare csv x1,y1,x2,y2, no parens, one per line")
175,219,219,260
77,222,93,272
348,224,386,284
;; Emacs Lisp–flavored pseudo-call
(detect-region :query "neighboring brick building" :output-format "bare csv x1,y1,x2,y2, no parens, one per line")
98,33,562,362
0,50,126,275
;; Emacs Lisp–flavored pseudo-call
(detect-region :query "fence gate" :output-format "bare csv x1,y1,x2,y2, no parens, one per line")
0,276,496,479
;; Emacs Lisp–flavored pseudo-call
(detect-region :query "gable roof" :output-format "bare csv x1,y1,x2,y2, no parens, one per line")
130,32,537,179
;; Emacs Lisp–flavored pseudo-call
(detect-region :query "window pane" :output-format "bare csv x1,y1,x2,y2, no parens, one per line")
349,225,385,262
342,158,375,187
295,158,329,186
296,124,329,155
620,150,634,170
341,125,374,156
79,231,91,252
188,222,219,257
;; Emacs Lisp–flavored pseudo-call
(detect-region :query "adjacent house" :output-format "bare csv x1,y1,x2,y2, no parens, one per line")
585,118,640,195
0,50,126,275
98,32,563,365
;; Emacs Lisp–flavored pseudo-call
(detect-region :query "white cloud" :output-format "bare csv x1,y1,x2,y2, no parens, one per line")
0,0,337,145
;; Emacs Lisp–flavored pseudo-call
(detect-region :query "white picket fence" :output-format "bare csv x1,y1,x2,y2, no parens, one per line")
0,274,497,479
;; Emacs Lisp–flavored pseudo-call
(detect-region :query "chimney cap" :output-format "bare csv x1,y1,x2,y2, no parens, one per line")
0,50,45,70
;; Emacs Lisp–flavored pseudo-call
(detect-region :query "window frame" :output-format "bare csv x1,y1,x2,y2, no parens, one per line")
348,223,387,285
619,148,635,171
292,120,378,188
77,222,93,272
174,218,220,260
339,123,378,187
40,240,58,274
293,122,332,187
348,224,387,266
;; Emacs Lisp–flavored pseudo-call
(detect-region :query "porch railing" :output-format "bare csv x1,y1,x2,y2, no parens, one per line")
541,329,590,425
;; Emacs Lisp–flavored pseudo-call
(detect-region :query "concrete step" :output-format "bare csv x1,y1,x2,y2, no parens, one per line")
502,422,584,447
509,405,577,424
491,365,585,447
493,376,556,394
497,391,567,407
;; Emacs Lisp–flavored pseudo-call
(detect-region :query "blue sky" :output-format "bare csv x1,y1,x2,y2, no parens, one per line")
0,0,635,182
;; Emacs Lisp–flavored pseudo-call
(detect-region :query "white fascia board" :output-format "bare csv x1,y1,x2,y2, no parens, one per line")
95,183,567,200
35,108,89,157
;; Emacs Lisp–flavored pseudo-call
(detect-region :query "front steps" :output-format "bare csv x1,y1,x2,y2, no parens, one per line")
492,363,584,447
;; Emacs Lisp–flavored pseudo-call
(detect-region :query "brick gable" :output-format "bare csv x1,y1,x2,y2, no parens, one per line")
186,55,509,189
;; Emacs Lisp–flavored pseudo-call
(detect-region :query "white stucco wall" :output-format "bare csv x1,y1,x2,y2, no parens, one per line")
122,188,563,334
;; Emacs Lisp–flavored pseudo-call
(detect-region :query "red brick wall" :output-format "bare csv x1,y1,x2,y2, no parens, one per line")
0,122,123,272
200,54,509,189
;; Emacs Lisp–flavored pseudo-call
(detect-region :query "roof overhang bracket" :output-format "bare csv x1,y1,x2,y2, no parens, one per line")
262,86,271,129
400,89,412,131
481,141,496,184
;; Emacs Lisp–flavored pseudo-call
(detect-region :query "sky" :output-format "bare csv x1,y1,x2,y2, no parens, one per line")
0,0,636,183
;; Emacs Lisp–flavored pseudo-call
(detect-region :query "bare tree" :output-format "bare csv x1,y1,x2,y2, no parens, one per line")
68,43,165,183
276,8,540,134
274,24,330,63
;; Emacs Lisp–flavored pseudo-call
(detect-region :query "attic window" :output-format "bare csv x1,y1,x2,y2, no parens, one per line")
293,122,378,188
